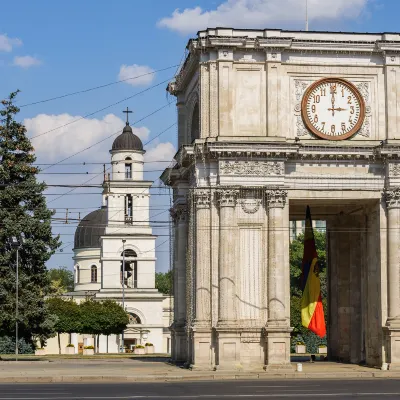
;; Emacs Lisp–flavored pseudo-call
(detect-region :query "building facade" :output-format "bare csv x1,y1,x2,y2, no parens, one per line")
45,121,172,354
162,28,400,370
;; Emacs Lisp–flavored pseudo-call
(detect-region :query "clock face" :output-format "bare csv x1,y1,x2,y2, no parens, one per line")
301,78,365,141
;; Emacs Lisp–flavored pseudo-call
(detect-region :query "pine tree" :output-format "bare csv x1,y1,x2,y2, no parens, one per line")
0,91,61,344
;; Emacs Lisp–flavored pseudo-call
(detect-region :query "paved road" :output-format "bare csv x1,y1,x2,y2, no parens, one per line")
1,380,400,399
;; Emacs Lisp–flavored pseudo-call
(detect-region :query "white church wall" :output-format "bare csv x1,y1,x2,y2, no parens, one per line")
73,248,101,291
111,150,144,181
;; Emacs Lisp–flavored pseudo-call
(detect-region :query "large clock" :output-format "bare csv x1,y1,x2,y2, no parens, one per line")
301,78,365,141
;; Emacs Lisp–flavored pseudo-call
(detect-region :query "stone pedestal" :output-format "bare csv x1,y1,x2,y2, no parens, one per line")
190,328,213,370
215,328,243,371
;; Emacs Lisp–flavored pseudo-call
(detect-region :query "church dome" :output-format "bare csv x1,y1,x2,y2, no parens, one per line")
74,207,107,249
112,123,143,152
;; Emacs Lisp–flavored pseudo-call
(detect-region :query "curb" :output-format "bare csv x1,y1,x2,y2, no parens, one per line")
1,371,400,383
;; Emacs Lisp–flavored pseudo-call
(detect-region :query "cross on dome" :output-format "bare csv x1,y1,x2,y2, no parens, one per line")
123,107,133,126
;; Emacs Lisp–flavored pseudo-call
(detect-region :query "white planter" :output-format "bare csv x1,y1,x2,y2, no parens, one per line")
35,349,46,356
295,344,306,354
145,345,154,354
83,348,94,356
318,347,327,354
65,346,75,354
134,348,146,355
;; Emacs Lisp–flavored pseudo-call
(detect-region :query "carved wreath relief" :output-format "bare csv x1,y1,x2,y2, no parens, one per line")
220,161,284,176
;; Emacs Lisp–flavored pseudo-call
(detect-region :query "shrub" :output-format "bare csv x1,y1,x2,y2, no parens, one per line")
66,344,74,347
145,343,153,346
135,345,145,349
84,345,94,349
0,337,34,354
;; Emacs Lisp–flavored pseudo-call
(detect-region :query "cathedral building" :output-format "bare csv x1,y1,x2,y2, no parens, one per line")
44,119,172,354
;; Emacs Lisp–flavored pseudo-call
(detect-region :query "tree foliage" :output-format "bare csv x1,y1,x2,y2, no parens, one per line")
48,267,74,294
155,271,173,295
0,91,61,344
290,230,328,353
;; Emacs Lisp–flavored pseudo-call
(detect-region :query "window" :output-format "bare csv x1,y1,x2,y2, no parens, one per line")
128,313,141,324
91,265,97,283
76,266,80,284
125,195,133,223
125,157,132,179
121,250,138,288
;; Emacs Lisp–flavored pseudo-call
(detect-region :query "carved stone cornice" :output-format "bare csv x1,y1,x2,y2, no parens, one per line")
169,208,178,224
217,188,239,208
266,189,288,209
389,163,400,177
385,188,400,209
220,160,284,176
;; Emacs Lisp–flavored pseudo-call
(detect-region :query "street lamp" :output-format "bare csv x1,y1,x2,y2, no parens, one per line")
121,239,126,353
10,236,23,362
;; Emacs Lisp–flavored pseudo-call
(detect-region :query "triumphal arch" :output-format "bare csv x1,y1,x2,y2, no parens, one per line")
161,28,400,371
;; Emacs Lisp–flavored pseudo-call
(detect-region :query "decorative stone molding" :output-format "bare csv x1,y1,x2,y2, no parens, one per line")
220,161,284,176
209,62,218,137
240,190,263,214
169,208,178,223
266,189,288,208
194,189,211,209
389,163,400,177
294,80,312,138
217,189,239,208
356,82,372,138
175,205,188,222
385,188,400,209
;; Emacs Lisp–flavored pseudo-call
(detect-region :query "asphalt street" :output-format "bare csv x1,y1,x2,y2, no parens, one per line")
1,379,400,399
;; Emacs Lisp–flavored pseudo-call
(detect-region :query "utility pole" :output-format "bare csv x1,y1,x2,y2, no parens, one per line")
11,236,21,362
121,239,126,353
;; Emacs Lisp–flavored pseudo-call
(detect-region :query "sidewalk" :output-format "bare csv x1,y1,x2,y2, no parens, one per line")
0,357,399,383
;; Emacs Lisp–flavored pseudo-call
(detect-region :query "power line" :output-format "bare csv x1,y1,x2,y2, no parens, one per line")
19,65,178,108
30,77,172,140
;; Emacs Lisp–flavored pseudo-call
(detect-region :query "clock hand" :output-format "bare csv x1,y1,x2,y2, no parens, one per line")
327,107,348,112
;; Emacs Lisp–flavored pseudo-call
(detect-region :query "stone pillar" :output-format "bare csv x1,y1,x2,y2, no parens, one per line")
384,188,400,369
191,189,213,369
215,188,241,370
264,189,292,370
171,204,188,362
217,189,239,326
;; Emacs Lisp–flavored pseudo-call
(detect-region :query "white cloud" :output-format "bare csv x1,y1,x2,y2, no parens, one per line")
13,55,42,68
157,0,368,34
118,64,155,86
144,142,176,163
0,34,22,52
24,113,150,163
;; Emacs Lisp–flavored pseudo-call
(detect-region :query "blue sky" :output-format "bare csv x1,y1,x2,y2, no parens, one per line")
0,0,397,272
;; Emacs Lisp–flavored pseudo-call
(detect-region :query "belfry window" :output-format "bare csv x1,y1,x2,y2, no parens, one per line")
91,265,97,283
121,249,138,289
76,266,80,284
125,157,132,179
125,195,133,223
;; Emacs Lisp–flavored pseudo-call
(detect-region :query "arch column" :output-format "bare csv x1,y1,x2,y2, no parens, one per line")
264,189,292,370
384,188,400,369
170,204,188,362
191,189,213,369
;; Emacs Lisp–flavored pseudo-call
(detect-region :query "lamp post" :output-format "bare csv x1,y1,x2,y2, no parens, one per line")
10,236,21,362
121,239,126,353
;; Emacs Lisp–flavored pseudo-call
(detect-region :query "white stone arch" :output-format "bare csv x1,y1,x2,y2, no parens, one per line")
117,244,141,257
186,90,200,144
125,307,146,325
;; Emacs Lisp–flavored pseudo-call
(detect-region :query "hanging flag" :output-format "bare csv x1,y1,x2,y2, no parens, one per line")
301,206,326,338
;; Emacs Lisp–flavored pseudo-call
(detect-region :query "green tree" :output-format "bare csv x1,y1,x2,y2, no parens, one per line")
290,230,328,352
79,300,103,353
99,300,129,353
155,271,173,295
0,91,61,345
46,297,80,354
48,266,74,294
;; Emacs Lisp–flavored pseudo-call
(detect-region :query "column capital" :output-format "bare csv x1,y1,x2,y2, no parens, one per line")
194,189,211,209
217,188,239,208
385,187,400,209
266,189,288,208
174,204,188,223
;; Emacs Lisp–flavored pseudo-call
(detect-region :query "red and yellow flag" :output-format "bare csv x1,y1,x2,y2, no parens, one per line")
301,206,326,338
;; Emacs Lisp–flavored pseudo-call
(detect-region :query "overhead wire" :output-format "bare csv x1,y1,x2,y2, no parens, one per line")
19,65,179,108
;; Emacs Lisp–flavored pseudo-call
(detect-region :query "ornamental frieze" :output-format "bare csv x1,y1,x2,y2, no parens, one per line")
220,161,284,176
385,187,400,209
266,189,288,208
